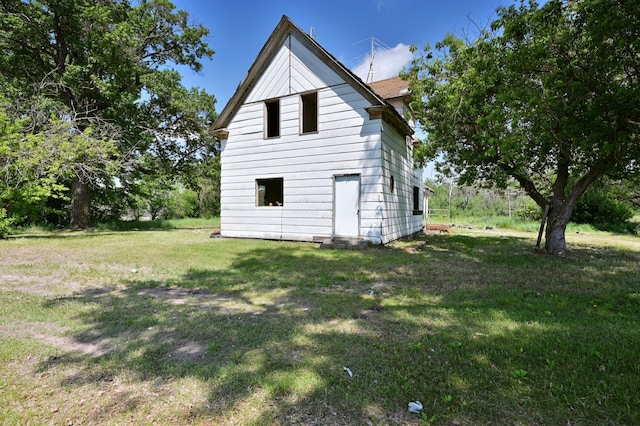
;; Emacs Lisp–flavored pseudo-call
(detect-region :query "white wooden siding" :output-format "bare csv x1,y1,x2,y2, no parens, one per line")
221,74,385,241
246,34,343,104
249,43,291,101
379,122,423,244
220,31,420,244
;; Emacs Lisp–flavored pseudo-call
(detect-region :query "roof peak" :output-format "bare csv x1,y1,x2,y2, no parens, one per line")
212,16,412,136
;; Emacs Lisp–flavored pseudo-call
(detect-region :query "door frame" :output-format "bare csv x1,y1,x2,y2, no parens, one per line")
333,174,361,237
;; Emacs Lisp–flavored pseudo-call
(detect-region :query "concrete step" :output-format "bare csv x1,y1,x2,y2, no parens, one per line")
317,237,368,250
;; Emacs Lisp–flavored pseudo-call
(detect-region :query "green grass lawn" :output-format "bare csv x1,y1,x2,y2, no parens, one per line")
1,221,639,425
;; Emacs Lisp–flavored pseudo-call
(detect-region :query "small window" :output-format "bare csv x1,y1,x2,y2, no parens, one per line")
256,178,283,206
265,99,280,138
390,175,395,193
413,185,422,214
301,92,318,133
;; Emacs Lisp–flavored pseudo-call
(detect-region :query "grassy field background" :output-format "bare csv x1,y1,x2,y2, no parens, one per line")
1,220,639,425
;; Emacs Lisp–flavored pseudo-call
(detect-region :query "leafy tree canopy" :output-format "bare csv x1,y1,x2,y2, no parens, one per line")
0,0,217,228
405,0,640,255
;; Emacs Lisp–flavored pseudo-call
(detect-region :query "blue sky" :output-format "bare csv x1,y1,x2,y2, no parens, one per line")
172,0,509,109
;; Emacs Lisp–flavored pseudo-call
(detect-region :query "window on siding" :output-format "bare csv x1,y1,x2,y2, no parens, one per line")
256,178,283,206
413,186,422,215
265,99,280,138
301,92,318,134
390,175,395,193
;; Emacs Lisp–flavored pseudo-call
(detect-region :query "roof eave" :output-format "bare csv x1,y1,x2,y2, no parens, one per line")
212,15,390,132
385,93,412,104
212,17,293,131
366,105,414,136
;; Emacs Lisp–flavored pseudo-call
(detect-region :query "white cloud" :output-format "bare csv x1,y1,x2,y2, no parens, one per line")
352,43,413,83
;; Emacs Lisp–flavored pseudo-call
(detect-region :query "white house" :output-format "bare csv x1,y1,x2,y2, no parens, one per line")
212,15,424,245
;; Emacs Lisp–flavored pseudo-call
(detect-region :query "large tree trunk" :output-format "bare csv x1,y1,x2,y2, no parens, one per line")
544,202,574,256
69,177,91,229
541,155,613,256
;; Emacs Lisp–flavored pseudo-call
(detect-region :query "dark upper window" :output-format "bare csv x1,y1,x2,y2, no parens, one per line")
301,92,318,134
265,99,280,138
257,178,283,206
413,185,421,214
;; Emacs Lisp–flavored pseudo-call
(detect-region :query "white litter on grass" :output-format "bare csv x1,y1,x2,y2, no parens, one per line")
342,366,353,378
408,401,423,413
130,269,138,273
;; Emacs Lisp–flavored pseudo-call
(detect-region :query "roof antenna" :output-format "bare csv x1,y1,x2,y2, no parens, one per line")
309,27,317,41
366,37,375,83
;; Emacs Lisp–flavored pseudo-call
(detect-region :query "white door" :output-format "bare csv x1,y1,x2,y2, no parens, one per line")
334,175,360,237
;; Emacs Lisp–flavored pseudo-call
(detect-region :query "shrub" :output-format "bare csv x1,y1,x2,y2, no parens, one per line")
163,188,200,219
572,191,634,225
0,208,12,238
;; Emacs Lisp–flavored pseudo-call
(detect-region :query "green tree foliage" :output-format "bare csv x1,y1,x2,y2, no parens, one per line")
195,154,221,218
1,91,119,224
572,181,635,225
0,0,217,228
0,207,10,238
405,0,640,255
164,186,199,220
125,176,202,221
425,178,540,221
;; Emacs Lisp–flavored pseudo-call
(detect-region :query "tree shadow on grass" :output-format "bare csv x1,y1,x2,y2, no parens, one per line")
39,234,640,425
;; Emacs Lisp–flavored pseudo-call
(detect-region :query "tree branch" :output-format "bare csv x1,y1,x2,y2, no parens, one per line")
498,163,548,209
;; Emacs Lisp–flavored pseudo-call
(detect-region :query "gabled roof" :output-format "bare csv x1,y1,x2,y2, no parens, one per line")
368,76,411,102
212,15,412,136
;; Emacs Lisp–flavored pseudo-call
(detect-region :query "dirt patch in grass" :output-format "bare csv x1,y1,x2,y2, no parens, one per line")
0,273,88,296
170,342,207,362
131,285,325,321
0,321,115,357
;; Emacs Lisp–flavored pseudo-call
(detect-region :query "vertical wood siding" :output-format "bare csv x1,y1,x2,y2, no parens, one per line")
246,35,343,103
